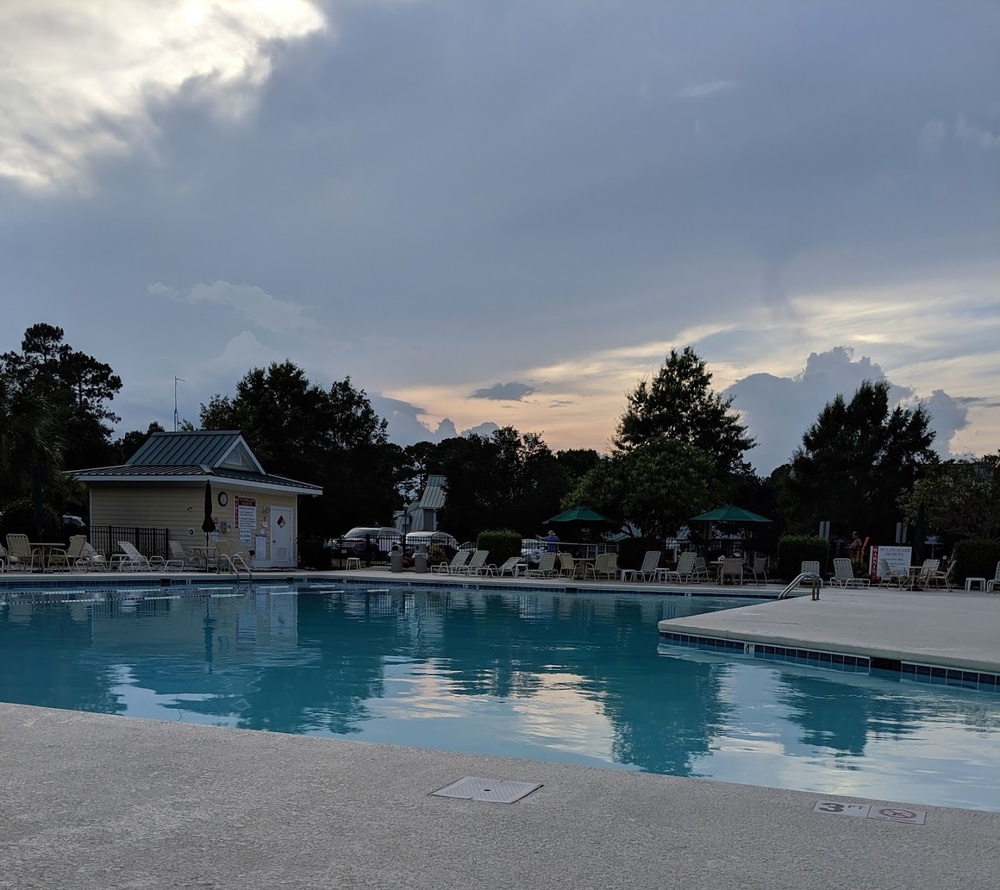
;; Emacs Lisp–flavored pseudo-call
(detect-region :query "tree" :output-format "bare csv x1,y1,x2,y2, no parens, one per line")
567,439,719,540
614,346,755,477
899,453,1000,541
0,371,65,507
0,323,122,470
430,427,570,541
201,361,400,536
783,380,937,542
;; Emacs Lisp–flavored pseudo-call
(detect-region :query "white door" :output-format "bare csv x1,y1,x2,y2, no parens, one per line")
270,507,293,567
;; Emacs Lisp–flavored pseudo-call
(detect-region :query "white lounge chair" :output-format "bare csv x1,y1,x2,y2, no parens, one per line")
431,550,471,574
557,552,577,578
720,557,744,585
800,560,823,586
622,550,661,582
75,542,110,572
830,557,869,588
459,550,491,575
495,557,523,577
525,552,557,577
116,541,153,572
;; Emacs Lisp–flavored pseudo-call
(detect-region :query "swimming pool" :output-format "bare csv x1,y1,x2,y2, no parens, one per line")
2,582,998,812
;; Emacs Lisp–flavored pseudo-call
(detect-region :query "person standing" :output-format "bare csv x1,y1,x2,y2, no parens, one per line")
849,531,863,569
543,530,560,553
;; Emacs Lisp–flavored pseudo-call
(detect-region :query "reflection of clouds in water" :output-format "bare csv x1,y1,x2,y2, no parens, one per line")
688,660,1000,811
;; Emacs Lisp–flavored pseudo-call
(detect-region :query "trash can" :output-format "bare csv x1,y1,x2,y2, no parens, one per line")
414,543,428,573
390,550,404,573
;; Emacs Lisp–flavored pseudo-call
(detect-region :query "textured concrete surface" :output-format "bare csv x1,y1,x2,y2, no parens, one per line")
2,703,998,890
657,587,1000,671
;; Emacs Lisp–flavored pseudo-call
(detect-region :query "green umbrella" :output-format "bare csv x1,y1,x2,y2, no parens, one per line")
545,506,617,525
690,505,772,524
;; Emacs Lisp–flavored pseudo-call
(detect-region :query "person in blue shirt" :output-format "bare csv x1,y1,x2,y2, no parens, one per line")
543,530,560,553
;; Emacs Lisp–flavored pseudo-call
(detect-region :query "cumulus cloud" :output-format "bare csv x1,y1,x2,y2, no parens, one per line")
469,382,536,401
725,347,969,474
0,0,326,190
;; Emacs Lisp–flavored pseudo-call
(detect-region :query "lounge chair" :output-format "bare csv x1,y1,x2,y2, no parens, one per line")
459,550,491,575
658,551,693,583
431,550,471,575
495,557,523,577
747,556,769,585
622,550,661,582
830,557,869,588
75,542,110,572
800,561,823,586
916,558,947,589
877,559,905,588
165,540,193,571
116,541,153,572
525,552,557,577
0,543,6,573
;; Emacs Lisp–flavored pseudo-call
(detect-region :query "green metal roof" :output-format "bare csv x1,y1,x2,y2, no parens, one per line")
127,430,244,467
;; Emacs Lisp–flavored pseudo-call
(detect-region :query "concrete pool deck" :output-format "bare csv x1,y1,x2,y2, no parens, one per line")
2,573,999,888
2,702,998,890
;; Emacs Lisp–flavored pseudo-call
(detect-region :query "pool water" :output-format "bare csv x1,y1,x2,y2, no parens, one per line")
2,584,998,812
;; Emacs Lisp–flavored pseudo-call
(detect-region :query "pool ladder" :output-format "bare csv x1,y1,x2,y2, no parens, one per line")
219,552,253,583
778,572,822,598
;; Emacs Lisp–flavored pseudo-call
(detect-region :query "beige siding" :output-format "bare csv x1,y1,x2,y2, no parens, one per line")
89,483,301,565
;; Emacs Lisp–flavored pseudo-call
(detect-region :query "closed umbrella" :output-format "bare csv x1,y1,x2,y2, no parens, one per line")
202,480,216,570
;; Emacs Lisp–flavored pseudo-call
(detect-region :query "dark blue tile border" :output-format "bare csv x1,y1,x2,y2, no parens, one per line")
659,630,1000,693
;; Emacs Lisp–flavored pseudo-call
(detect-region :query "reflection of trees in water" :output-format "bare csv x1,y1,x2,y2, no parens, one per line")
0,591,733,774
0,602,125,716
774,672,930,756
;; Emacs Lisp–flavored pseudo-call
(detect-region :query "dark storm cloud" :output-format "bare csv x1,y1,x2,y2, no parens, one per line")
469,382,535,401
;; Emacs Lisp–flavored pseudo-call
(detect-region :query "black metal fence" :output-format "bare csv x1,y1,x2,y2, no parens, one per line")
90,526,169,560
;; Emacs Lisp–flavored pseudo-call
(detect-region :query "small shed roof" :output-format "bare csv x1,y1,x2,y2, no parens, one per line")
70,430,322,496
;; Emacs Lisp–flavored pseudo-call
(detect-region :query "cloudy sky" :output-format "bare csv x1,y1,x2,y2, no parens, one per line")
2,0,997,474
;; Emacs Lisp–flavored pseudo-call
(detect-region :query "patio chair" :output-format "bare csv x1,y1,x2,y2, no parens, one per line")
165,540,193,571
917,558,947,589
5,533,39,571
525,552,558,577
747,556,769,585
593,552,619,580
45,535,87,572
987,561,1000,593
0,542,6,573
116,541,153,572
720,557,744,585
691,557,710,582
431,550,471,575
557,552,577,579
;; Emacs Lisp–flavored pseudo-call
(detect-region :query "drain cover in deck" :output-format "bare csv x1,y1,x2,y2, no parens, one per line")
432,776,542,804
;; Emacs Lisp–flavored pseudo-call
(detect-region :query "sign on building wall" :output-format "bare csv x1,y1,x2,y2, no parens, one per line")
235,496,257,546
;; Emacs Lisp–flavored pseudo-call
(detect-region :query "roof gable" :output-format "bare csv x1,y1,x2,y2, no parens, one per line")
128,431,264,474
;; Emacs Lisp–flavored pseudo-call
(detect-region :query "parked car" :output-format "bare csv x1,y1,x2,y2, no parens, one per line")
336,526,401,558
404,530,460,555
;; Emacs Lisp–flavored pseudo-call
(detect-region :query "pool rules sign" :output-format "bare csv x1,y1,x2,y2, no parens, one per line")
234,496,257,546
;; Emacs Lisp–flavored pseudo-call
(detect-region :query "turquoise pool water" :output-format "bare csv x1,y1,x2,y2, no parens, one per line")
2,583,998,812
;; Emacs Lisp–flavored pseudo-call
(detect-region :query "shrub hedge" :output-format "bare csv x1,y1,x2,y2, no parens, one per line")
776,535,830,582
951,539,1000,585
476,529,522,564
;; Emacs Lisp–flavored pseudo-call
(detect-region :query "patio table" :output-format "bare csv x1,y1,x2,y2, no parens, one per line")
29,542,66,573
